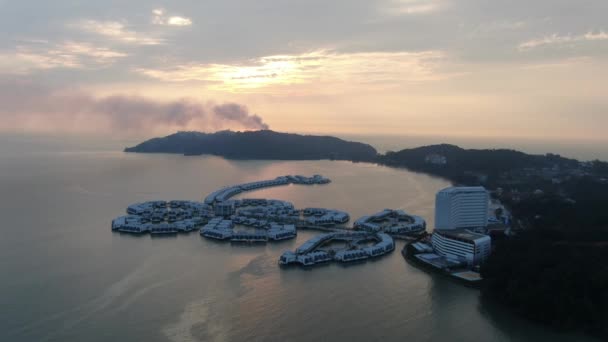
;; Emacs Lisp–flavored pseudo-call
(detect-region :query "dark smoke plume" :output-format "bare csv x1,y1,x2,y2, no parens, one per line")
0,79,269,134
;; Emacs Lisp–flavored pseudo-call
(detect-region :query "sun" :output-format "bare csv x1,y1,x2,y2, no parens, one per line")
209,53,323,92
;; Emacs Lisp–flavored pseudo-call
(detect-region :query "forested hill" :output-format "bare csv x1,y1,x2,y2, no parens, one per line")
124,130,378,161
380,144,608,338
376,144,581,186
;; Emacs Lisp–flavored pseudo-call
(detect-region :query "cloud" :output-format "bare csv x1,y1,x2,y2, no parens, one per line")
73,20,164,45
519,30,608,50
0,41,127,74
584,31,608,41
474,20,526,33
152,9,192,26
134,50,450,92
384,0,446,15
54,41,128,61
0,79,269,134
520,56,592,70
167,17,193,26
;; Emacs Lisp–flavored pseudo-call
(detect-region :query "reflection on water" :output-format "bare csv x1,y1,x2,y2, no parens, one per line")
0,143,597,341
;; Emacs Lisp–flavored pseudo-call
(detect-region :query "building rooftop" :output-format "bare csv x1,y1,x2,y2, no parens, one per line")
438,186,487,194
451,271,483,282
435,229,489,242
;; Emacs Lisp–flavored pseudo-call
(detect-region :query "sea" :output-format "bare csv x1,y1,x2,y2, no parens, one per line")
0,133,600,342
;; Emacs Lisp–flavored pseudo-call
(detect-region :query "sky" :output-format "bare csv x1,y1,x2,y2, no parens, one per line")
0,0,607,140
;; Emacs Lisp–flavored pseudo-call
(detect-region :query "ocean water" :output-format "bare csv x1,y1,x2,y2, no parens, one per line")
0,135,596,342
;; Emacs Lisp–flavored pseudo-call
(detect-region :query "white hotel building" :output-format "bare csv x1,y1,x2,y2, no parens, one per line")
435,186,489,230
431,186,491,266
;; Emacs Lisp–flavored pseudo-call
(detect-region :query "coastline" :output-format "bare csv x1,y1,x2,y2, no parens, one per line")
401,242,483,289
121,140,608,339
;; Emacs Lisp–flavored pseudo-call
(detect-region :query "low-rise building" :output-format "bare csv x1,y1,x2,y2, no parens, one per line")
214,201,235,217
425,154,447,165
431,229,491,266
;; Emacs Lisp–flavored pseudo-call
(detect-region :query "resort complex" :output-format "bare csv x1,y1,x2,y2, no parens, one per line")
112,175,334,239
112,175,498,274
407,185,496,283
354,209,426,236
112,200,213,235
201,217,297,242
279,231,395,266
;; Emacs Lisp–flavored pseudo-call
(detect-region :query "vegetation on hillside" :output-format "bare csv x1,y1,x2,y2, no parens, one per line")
481,177,608,338
378,144,608,337
481,229,608,337
125,130,378,161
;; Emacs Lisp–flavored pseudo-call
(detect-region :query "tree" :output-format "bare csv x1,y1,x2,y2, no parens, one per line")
495,207,503,220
